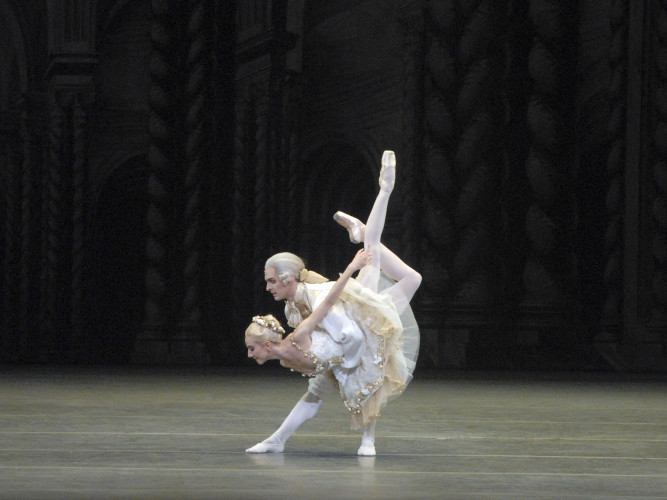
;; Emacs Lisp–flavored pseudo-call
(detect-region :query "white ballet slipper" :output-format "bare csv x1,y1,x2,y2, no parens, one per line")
245,441,284,454
357,442,376,456
358,420,377,456
333,211,365,244
379,150,396,193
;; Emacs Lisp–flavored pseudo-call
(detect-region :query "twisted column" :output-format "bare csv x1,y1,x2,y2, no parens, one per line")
181,0,206,329
422,1,508,314
284,75,301,248
273,76,290,249
231,94,253,332
2,100,21,361
42,97,67,358
421,1,458,302
143,0,178,347
18,96,35,360
649,0,667,325
419,1,462,366
70,96,87,356
521,0,575,306
400,2,426,270
600,0,628,336
253,90,270,310
451,0,506,304
38,131,51,343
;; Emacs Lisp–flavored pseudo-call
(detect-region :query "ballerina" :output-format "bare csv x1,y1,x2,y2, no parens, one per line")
245,150,421,456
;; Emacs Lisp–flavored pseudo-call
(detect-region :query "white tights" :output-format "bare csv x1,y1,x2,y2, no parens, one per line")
245,394,378,456
358,160,422,307
358,419,377,456
245,396,322,453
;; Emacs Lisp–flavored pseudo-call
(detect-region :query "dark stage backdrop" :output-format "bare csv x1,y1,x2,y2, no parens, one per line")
0,0,665,372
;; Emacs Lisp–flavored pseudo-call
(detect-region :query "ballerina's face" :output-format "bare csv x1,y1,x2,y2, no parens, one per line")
245,337,272,364
264,267,293,301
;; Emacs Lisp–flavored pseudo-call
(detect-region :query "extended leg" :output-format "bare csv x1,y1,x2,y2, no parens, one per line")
333,150,394,248
364,150,395,252
351,151,394,289
334,151,421,302
333,217,421,304
245,392,321,453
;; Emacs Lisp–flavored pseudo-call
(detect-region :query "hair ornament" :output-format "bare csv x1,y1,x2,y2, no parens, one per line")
252,316,285,335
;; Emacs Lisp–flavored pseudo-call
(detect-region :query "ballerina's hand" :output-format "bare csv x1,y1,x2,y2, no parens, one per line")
350,247,372,271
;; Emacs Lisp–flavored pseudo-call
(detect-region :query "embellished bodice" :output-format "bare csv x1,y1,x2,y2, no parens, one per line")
289,330,344,376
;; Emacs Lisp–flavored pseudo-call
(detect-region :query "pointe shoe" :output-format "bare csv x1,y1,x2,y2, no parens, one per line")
245,441,284,453
333,211,365,244
379,150,396,193
357,441,376,456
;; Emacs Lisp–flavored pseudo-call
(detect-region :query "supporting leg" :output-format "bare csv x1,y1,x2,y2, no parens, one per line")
245,393,322,453
357,419,377,456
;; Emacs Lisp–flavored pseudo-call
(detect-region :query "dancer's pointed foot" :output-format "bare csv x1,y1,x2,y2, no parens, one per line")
333,211,366,244
357,440,376,456
245,441,284,454
380,150,396,193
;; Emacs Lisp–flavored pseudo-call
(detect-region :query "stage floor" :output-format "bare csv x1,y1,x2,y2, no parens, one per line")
1,366,666,499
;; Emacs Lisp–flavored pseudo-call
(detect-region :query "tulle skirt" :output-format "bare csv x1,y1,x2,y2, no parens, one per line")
336,268,419,429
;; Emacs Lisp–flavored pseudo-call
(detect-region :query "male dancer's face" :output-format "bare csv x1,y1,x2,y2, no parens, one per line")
264,267,293,301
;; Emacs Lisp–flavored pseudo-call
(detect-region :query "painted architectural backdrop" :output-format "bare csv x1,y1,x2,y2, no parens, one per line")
1,0,665,371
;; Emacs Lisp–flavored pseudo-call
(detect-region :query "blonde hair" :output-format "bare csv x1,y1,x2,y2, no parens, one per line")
245,314,284,344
